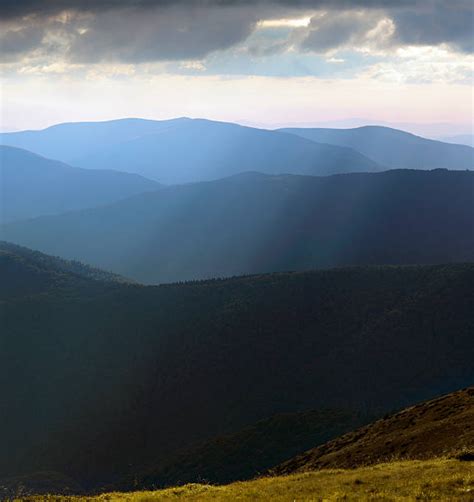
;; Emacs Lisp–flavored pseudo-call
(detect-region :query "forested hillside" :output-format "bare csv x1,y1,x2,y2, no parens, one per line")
1,243,473,490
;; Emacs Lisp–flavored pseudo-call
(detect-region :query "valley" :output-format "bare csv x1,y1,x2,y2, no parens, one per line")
1,114,473,500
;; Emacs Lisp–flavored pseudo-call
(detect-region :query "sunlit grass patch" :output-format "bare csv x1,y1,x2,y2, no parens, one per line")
17,458,474,501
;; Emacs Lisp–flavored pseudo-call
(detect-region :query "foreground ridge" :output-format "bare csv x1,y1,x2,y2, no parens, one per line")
272,387,474,475
15,459,474,501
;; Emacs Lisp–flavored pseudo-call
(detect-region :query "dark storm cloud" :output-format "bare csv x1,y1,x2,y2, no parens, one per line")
0,0,414,19
298,1,473,54
0,24,44,61
393,2,474,53
1,1,472,64
0,0,453,20
68,5,259,63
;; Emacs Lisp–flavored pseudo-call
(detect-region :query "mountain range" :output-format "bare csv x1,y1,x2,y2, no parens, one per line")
2,119,472,186
0,118,380,183
0,145,161,223
1,241,473,489
280,125,474,171
1,115,473,498
439,134,474,148
3,169,473,284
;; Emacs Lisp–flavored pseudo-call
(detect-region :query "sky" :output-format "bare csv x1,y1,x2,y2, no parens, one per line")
1,0,473,136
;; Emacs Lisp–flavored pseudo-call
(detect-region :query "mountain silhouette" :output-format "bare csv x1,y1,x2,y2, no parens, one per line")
3,169,473,284
0,145,160,223
280,126,474,171
0,118,188,164
0,118,380,183
439,134,474,148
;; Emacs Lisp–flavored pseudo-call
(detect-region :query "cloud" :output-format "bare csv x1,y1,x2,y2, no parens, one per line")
392,1,474,53
360,45,474,85
67,5,259,63
0,0,472,71
300,10,390,54
0,23,45,61
0,1,412,21
298,2,472,56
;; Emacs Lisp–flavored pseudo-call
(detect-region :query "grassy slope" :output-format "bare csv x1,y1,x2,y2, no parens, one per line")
17,459,474,501
273,387,474,475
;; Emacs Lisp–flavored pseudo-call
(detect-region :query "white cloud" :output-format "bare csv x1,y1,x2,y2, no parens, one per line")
360,45,474,85
257,17,311,28
180,60,206,71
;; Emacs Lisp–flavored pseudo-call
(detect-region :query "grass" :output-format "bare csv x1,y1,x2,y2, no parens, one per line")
17,458,474,501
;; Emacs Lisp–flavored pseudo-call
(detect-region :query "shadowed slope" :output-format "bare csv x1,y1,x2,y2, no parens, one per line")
3,169,473,284
134,409,369,489
272,387,474,475
0,241,128,298
1,245,473,487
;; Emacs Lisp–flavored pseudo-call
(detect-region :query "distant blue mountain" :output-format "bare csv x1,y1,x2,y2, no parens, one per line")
0,145,160,223
0,118,188,164
3,169,473,284
439,134,474,148
279,126,474,171
0,118,380,183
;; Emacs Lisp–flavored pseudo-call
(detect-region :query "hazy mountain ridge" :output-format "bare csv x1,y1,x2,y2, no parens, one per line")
280,125,474,171
69,119,381,182
0,118,190,164
0,145,161,223
3,169,473,284
439,134,474,148
3,118,470,185
1,118,381,183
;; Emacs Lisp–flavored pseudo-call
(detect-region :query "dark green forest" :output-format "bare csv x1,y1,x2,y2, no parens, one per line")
1,242,473,491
